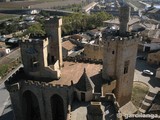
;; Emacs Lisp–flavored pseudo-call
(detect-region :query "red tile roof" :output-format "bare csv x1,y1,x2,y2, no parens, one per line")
62,40,76,50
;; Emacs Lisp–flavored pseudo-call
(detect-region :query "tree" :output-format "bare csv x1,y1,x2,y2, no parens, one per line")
61,12,112,35
25,23,46,36
40,11,50,18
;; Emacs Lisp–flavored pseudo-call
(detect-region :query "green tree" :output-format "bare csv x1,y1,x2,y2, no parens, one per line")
25,23,45,36
40,11,50,18
0,64,8,77
62,12,111,35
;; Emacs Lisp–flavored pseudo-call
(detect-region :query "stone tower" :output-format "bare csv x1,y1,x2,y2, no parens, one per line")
102,4,140,106
20,38,61,80
45,17,63,68
119,4,130,36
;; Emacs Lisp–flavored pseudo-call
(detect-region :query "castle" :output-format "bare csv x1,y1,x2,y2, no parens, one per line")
5,4,140,120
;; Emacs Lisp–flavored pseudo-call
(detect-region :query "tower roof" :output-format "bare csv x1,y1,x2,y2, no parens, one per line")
75,68,95,91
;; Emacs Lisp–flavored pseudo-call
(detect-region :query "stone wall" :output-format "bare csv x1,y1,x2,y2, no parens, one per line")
20,38,61,79
75,89,93,102
6,79,74,120
147,51,160,65
63,56,103,64
83,44,103,61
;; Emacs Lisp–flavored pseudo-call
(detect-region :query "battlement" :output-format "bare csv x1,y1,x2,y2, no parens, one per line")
6,79,70,93
19,38,49,47
5,67,23,85
4,66,67,92
45,16,62,27
23,80,69,89
84,44,103,51
85,43,103,48
103,32,141,42
63,56,103,64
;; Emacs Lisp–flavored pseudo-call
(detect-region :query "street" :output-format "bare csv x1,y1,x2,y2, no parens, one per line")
0,48,20,66
0,64,22,120
0,94,13,120
134,58,160,88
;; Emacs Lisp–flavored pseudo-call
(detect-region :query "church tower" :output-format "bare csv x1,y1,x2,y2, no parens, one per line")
45,17,63,68
102,4,140,106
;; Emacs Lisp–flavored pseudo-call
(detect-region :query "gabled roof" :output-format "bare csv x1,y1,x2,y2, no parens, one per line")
103,17,140,26
142,29,160,40
70,34,83,41
62,40,76,50
75,68,95,91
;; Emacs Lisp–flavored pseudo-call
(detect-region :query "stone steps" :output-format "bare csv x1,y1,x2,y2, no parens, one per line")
138,88,157,113
145,95,155,101
139,108,146,113
142,101,151,106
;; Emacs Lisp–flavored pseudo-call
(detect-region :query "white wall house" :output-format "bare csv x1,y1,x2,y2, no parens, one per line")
139,40,160,52
0,48,10,57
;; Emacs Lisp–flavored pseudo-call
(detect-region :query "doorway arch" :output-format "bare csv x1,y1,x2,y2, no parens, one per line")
23,90,41,120
50,94,64,120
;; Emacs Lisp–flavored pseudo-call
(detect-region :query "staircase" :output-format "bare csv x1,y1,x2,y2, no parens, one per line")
139,88,158,113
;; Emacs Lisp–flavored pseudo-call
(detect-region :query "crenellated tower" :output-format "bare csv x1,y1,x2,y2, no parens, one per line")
20,38,61,80
102,4,140,106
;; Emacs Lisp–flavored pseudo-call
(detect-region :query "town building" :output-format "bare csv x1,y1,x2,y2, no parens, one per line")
0,48,10,57
139,30,160,52
147,50,160,65
103,17,141,32
82,2,99,14
145,8,160,21
62,40,76,58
